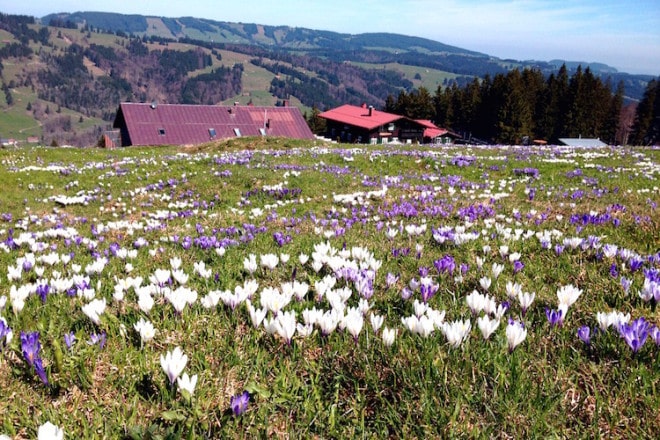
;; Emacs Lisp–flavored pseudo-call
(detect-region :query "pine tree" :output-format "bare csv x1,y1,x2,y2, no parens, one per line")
630,78,659,145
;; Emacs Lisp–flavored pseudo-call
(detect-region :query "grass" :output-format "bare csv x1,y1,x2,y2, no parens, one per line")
351,61,465,91
0,140,659,438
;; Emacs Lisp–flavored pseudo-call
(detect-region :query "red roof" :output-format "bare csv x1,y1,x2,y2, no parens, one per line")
416,119,449,139
318,104,404,130
113,103,314,146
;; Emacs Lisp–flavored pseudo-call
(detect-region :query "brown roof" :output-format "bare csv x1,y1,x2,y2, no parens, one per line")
113,103,314,146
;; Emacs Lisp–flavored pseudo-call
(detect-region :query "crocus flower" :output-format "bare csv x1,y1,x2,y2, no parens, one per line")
0,318,12,347
64,331,76,350
506,319,527,353
38,421,64,440
557,284,582,309
517,291,535,316
81,298,106,326
20,331,48,384
231,391,250,416
134,318,156,344
545,308,564,327
577,326,591,345
618,317,651,353
88,331,107,349
160,346,188,385
512,260,524,274
477,315,500,340
650,326,660,346
381,327,396,347
20,331,41,368
177,372,198,398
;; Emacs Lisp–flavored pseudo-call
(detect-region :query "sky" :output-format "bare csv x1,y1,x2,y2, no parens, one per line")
3,0,659,75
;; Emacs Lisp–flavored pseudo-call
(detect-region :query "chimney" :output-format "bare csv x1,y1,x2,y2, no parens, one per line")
368,105,373,116
282,99,289,107
361,103,367,108
234,101,239,106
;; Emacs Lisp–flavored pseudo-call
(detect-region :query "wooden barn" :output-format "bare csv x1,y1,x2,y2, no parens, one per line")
318,104,428,144
112,102,314,146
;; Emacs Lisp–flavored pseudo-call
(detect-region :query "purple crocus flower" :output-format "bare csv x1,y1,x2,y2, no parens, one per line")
609,263,618,278
0,319,11,348
577,326,591,345
64,332,76,350
20,331,41,368
230,391,250,416
88,331,107,349
33,357,49,385
512,260,524,274
434,255,456,276
545,308,564,327
36,282,50,303
618,317,651,352
20,331,48,384
650,326,660,346
385,273,399,289
620,276,632,294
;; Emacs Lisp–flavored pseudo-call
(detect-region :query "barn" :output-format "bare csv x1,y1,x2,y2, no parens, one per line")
112,102,315,147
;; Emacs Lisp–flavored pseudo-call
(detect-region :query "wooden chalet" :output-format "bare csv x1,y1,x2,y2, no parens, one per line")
318,104,427,144
112,102,314,147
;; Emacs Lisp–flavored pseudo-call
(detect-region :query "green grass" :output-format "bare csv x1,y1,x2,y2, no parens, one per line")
351,61,465,91
0,142,659,438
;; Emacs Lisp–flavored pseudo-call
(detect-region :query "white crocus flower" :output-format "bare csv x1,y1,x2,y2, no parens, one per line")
260,253,279,270
177,372,198,397
557,284,583,309
137,289,155,314
479,276,492,291
160,346,188,384
370,313,384,333
506,319,527,352
243,254,258,274
477,315,500,340
441,319,471,348
517,291,536,314
38,421,64,440
381,327,397,347
344,308,364,341
81,298,106,325
134,318,156,344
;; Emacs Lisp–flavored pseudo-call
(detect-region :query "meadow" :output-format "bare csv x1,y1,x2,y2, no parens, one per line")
0,139,659,439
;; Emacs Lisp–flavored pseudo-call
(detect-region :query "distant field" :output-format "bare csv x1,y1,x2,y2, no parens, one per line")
352,61,464,90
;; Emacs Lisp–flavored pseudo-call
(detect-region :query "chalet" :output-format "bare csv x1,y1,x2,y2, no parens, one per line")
112,102,314,147
318,104,428,144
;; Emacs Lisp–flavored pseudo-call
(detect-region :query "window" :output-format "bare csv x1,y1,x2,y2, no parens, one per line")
158,128,166,136
209,128,216,138
233,128,241,137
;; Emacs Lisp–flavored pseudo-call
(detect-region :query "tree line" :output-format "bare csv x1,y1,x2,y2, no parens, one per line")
384,65,643,145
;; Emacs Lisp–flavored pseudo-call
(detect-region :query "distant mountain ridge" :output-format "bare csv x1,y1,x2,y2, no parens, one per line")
42,11,637,78
42,12,487,56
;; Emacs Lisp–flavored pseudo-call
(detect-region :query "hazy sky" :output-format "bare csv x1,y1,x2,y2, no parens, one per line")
3,0,659,75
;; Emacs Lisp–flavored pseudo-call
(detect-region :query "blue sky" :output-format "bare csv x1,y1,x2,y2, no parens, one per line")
3,0,659,75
